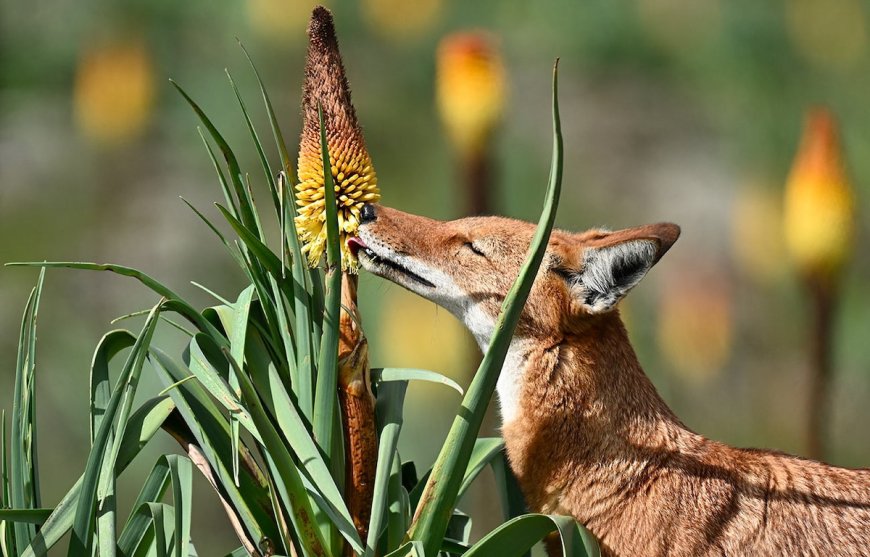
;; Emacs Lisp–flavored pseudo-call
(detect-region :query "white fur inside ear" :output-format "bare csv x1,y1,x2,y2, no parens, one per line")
577,239,657,313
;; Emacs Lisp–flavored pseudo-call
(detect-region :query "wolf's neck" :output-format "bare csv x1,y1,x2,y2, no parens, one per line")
494,311,693,469
484,312,681,431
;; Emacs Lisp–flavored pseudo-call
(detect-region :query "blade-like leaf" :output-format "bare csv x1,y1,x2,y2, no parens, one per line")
4,262,222,341
463,514,598,557
247,344,361,553
167,456,193,557
0,509,52,525
16,396,174,557
10,269,45,551
90,331,137,445
364,381,408,557
312,104,343,472
384,541,425,557
228,286,255,487
490,452,527,523
239,42,294,184
225,68,280,217
170,79,259,237
457,438,505,499
150,348,278,549
68,302,162,557
372,368,464,396
118,457,170,557
180,197,247,271
408,61,563,554
223,350,329,556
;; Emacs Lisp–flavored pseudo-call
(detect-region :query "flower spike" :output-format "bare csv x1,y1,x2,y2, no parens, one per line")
295,6,380,272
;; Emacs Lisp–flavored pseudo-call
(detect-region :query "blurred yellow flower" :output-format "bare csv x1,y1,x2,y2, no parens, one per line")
786,0,867,73
74,38,155,145
731,182,787,284
377,288,471,384
247,0,326,42
636,0,721,55
436,32,506,158
783,108,855,283
362,0,443,42
658,273,733,382
295,7,380,272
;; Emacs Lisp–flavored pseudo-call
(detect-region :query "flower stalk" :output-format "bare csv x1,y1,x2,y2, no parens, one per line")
297,7,379,548
783,107,856,459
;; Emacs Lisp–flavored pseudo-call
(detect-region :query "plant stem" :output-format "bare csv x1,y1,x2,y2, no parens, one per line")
806,277,837,460
337,274,377,551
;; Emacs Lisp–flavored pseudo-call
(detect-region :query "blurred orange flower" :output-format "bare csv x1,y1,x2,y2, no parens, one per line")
783,108,856,283
74,38,155,145
436,32,506,158
658,273,733,382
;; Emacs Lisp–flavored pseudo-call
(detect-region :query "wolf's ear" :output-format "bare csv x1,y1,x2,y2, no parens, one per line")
573,223,680,314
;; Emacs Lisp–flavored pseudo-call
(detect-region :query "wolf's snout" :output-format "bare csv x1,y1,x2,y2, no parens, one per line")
360,203,377,224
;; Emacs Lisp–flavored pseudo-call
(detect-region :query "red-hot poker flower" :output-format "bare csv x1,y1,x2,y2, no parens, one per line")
296,7,380,272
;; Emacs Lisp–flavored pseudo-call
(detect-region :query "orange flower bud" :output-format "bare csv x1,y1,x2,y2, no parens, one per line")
657,272,733,382
783,108,856,282
295,7,380,272
74,38,155,144
436,32,506,157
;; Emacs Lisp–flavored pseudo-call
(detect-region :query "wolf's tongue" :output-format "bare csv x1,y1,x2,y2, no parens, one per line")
347,236,368,257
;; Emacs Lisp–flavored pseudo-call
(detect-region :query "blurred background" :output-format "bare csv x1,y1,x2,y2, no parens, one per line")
2,0,869,553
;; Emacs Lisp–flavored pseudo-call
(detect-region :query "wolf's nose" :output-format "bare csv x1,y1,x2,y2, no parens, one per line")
360,203,377,224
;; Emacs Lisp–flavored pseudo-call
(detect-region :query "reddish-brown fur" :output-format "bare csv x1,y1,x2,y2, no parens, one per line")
356,205,870,556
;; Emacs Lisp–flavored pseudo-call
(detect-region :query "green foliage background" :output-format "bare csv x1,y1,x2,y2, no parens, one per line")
2,0,870,554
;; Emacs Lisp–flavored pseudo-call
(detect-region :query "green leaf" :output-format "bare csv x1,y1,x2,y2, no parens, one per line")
170,79,260,238
217,204,285,281
150,347,278,548
1,411,9,555
116,397,176,472
4,262,222,341
90,331,137,445
408,61,564,554
180,197,247,272
457,438,505,500
68,302,162,557
185,334,255,433
277,172,317,420
10,268,45,551
312,104,343,475
166,456,193,557
463,514,598,557
246,347,361,553
372,368,464,396
16,396,174,557
225,68,280,219
195,126,239,226
118,457,171,557
141,503,169,557
228,286,255,487
0,509,52,525
239,41,294,184
223,350,329,556
490,452,527,523
384,541,426,557
364,381,408,557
